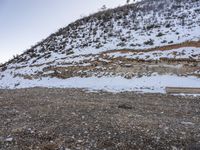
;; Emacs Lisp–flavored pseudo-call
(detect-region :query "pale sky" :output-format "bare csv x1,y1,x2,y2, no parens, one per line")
0,0,127,63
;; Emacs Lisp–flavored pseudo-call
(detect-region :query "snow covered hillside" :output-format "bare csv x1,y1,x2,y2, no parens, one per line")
0,0,200,93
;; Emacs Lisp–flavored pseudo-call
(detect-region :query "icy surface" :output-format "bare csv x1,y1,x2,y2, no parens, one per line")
1,74,200,93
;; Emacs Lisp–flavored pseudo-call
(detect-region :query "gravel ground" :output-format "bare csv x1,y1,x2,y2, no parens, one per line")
0,88,200,150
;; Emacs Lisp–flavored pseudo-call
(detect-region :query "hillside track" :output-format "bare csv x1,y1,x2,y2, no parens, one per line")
102,40,200,54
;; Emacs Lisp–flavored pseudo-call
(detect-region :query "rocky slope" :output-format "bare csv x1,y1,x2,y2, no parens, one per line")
0,0,200,92
1,88,200,150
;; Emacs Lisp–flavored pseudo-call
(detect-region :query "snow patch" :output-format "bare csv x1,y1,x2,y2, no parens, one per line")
1,74,200,94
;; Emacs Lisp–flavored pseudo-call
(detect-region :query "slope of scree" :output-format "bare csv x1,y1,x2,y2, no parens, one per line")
0,0,200,92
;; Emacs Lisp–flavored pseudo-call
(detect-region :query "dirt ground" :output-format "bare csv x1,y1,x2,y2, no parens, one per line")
0,88,200,150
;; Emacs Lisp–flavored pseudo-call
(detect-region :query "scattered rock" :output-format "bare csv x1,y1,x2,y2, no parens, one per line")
181,121,195,125
5,137,13,142
118,104,133,110
41,143,59,150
